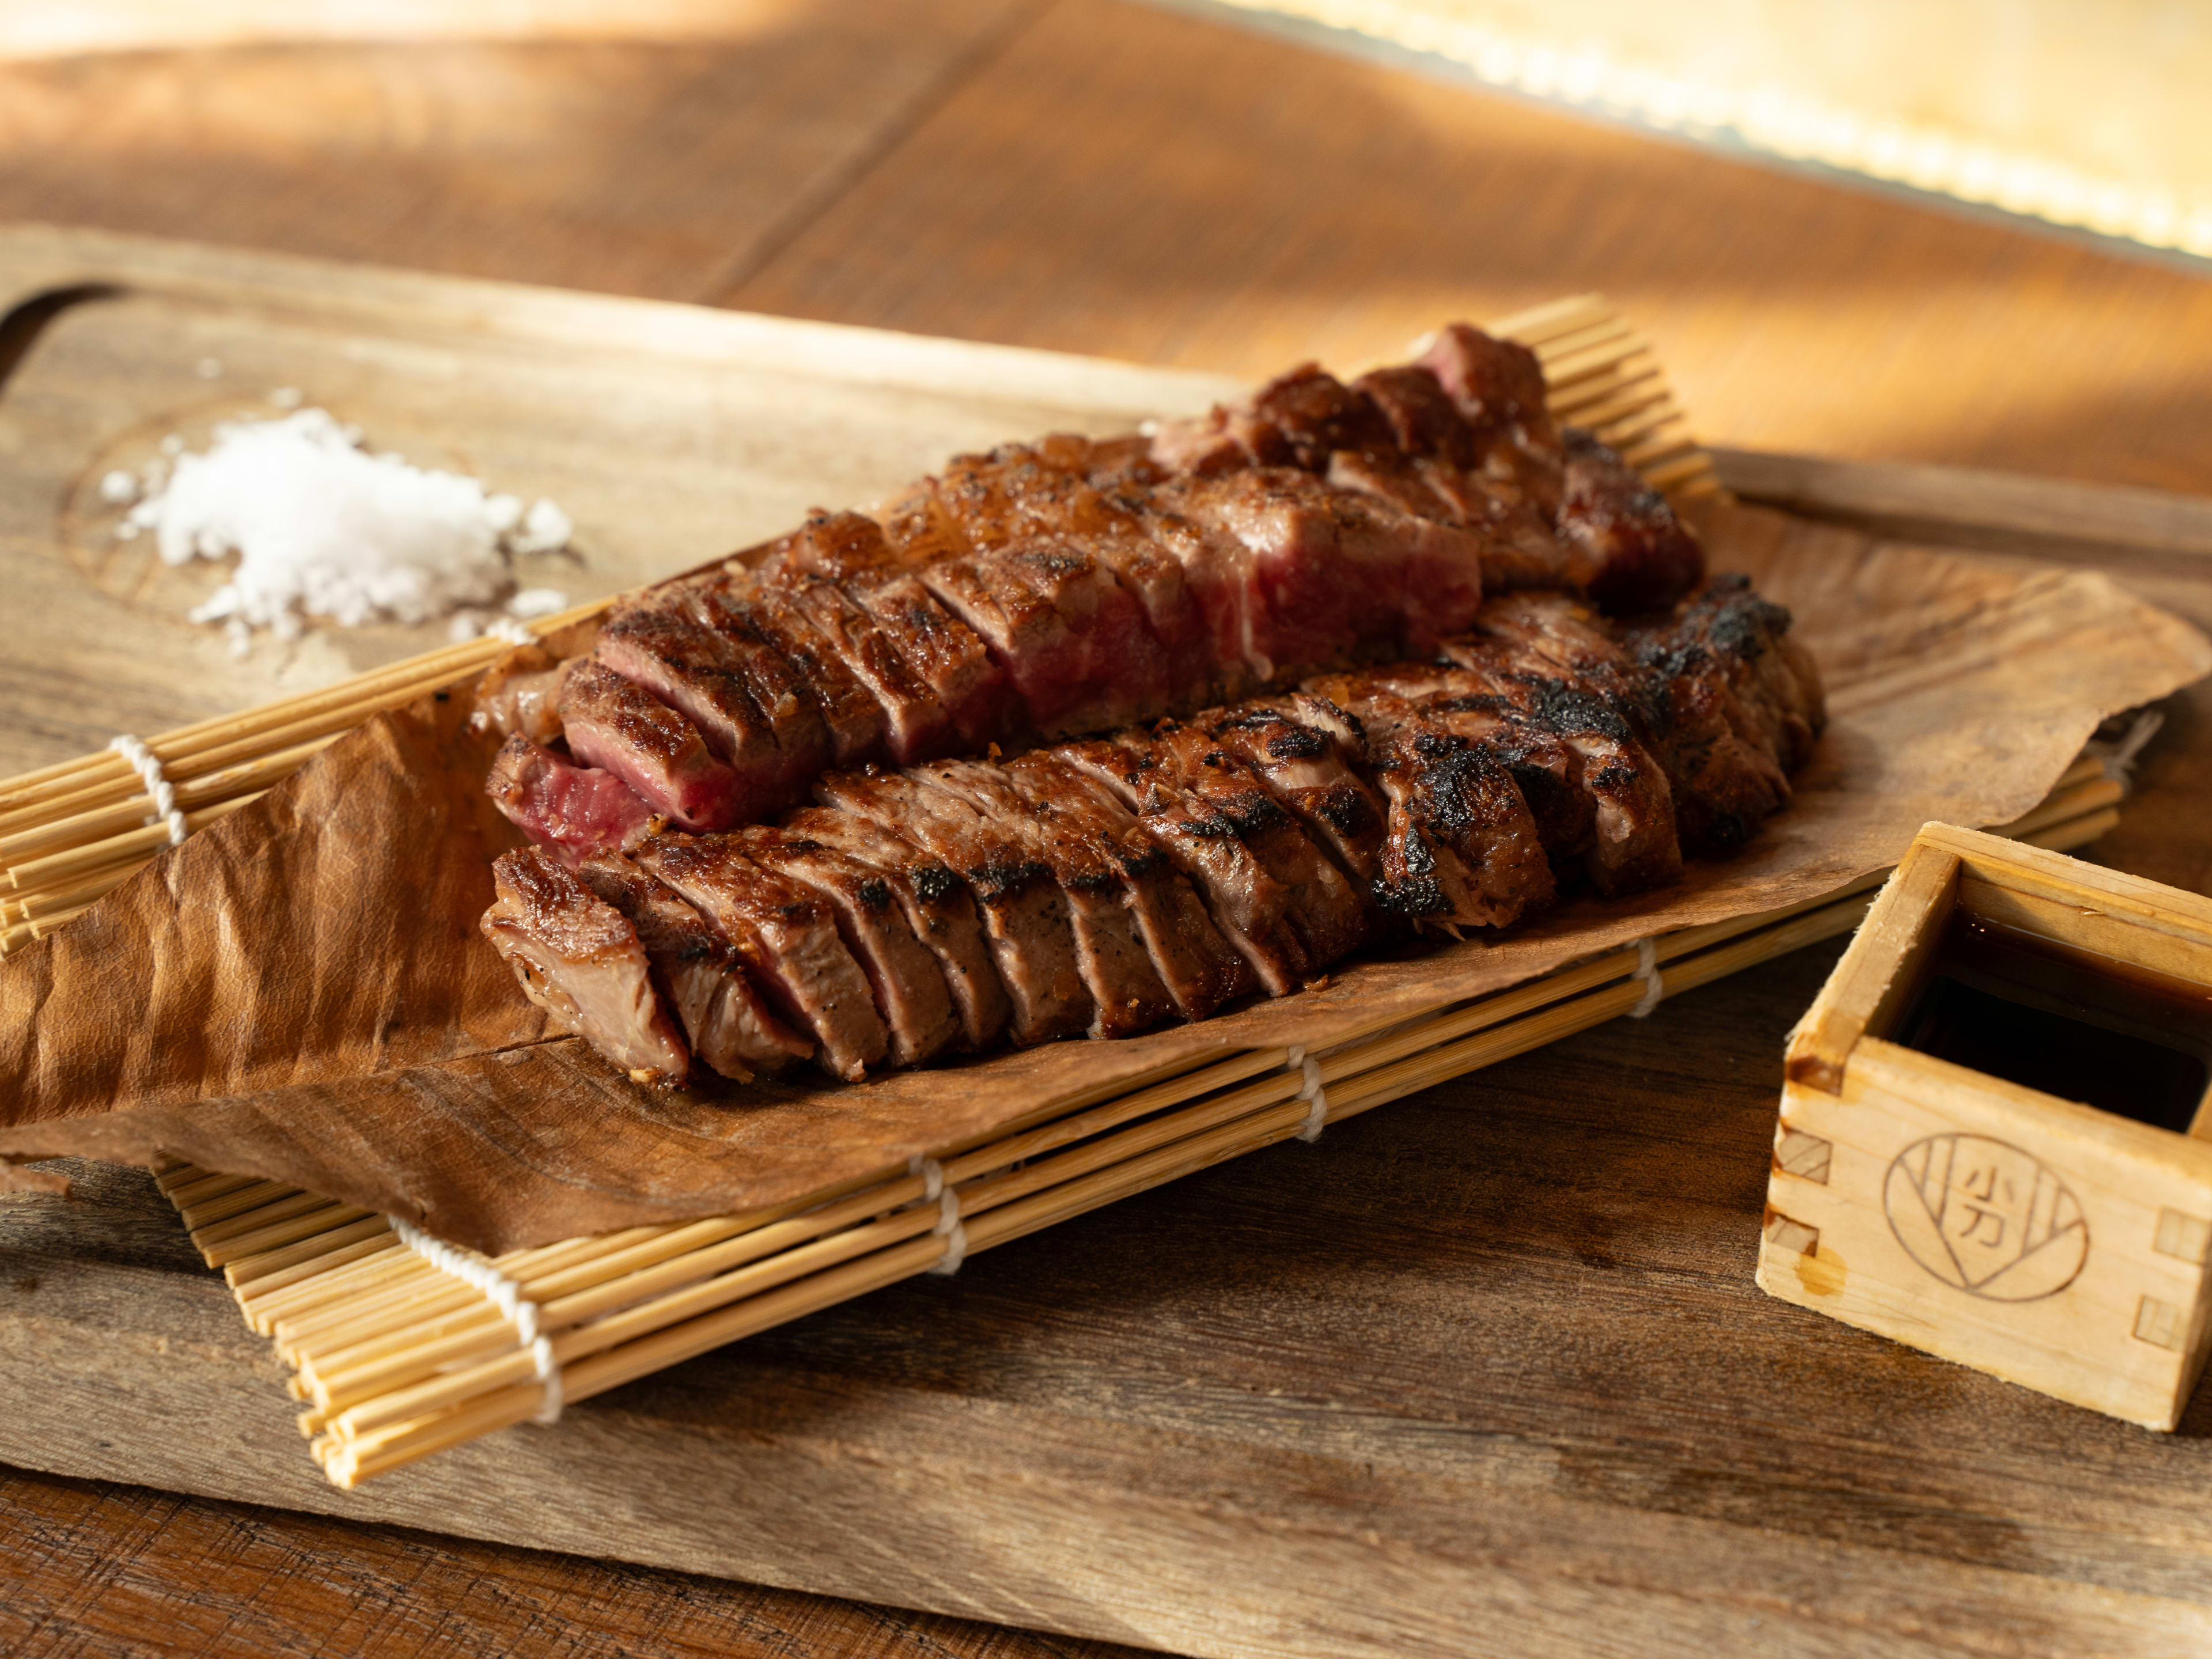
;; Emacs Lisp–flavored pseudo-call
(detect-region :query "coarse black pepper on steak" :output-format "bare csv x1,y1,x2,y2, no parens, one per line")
473,323,1826,1087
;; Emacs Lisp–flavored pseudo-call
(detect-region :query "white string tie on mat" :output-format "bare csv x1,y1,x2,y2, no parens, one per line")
1285,1045,1331,1143
2088,708,2164,791
391,1216,563,1424
908,1155,967,1275
109,734,187,846
1627,937,1665,1020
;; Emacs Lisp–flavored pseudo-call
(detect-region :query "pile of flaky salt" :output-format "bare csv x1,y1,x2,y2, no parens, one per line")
103,403,573,656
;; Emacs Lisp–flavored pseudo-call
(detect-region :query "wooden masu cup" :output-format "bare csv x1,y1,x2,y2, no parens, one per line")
1759,821,2212,1429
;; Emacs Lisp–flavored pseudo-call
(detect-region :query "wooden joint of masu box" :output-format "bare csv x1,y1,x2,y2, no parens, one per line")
1758,820,2212,1429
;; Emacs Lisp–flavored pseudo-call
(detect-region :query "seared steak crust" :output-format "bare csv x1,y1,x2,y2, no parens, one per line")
481,848,690,1086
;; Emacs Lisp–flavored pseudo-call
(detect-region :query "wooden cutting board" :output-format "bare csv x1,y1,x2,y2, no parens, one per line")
9,227,2212,1658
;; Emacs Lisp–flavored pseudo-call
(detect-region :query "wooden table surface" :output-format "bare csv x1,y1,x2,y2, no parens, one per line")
5,3,2211,1654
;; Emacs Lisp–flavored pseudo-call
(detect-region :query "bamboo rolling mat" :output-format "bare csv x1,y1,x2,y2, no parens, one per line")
2,294,1974,1487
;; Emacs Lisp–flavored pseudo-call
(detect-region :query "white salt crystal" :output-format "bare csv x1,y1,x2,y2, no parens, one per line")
268,387,304,410
100,468,139,505
447,611,486,643
128,407,577,646
505,587,568,620
512,498,573,556
160,434,184,457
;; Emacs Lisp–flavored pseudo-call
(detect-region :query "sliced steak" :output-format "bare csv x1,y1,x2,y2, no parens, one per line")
759,508,899,583
816,768,1090,1046
1389,653,1683,897
848,573,1016,751
1475,589,1794,857
1131,723,1371,967
1559,428,1706,614
921,541,1175,738
1619,578,1824,852
486,734,656,864
556,660,742,830
1302,676,1556,930
593,600,798,821
1005,751,1253,1021
575,855,813,1080
773,572,960,764
1052,738,1313,998
1415,323,1562,470
634,832,889,1081
680,578,836,795
480,848,689,1086
1157,467,1488,679
732,824,960,1067
910,758,1177,1040
779,805,1012,1051
747,586,891,767
1194,697,1388,886
1641,575,1825,773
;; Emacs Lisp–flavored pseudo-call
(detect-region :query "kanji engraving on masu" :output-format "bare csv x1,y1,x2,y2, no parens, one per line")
1883,1134,2088,1301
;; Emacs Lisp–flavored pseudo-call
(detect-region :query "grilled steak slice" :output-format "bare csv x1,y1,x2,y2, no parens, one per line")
1559,429,1707,615
849,573,1016,751
732,824,960,1067
481,848,689,1085
1639,576,1825,773
1052,739,1313,998
680,578,836,790
1475,589,1795,857
1416,323,1562,472
635,832,889,1081
1130,724,1370,967
557,660,742,830
1005,751,1253,1021
593,600,801,820
745,586,890,767
1619,578,1824,852
1302,677,1556,929
779,806,1012,1050
816,769,1089,1045
1386,654,1683,897
762,508,899,582
1194,696,1388,886
486,734,656,864
911,758,1177,1040
575,856,813,1080
1157,468,1488,681
774,573,960,764
921,541,1175,738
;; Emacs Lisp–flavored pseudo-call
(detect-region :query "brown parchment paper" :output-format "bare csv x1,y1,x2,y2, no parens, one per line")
4,501,2208,1253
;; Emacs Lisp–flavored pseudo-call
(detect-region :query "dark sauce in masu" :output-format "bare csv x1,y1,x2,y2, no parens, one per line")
1894,912,2212,1134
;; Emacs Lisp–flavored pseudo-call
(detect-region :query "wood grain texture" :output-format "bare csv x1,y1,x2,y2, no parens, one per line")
0,0,1039,305
0,1457,1141,1659
728,0,2212,497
